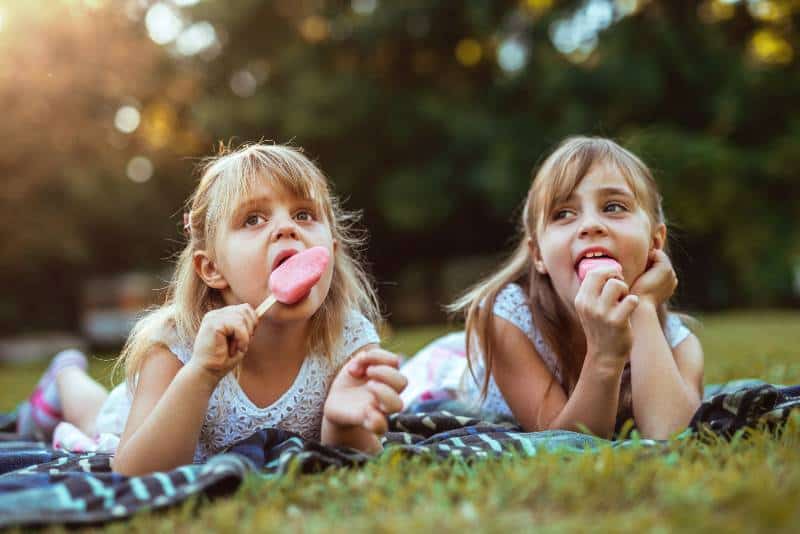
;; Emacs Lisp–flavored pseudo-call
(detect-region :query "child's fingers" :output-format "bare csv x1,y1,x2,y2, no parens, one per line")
226,321,251,358
366,381,404,413
239,304,257,335
365,365,408,393
363,406,388,434
577,266,623,301
349,348,401,376
611,294,639,323
599,278,629,308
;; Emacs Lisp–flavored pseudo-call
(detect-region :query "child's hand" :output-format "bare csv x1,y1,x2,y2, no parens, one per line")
324,349,407,435
575,267,639,366
630,249,677,308
190,303,257,384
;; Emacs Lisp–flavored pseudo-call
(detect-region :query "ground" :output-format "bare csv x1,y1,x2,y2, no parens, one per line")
2,310,799,533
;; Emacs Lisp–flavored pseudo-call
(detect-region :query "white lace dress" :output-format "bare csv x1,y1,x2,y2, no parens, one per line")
91,310,379,462
400,283,691,421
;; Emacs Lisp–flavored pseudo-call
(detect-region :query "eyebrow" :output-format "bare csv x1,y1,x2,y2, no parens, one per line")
597,186,634,197
232,196,272,218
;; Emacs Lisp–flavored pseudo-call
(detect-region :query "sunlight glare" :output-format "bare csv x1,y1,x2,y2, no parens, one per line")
114,106,141,134
145,2,184,45
176,21,217,56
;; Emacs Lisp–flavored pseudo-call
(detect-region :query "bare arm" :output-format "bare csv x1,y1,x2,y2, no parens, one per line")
629,303,704,439
490,315,625,438
112,346,218,475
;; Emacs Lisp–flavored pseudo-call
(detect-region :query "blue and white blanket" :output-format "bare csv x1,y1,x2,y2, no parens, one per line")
0,381,797,528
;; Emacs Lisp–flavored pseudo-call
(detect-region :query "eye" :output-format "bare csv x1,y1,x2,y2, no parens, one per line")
294,209,315,222
552,208,575,221
244,213,266,227
604,202,628,214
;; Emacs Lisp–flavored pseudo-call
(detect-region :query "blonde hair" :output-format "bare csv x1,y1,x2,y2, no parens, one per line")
115,142,380,391
450,136,671,400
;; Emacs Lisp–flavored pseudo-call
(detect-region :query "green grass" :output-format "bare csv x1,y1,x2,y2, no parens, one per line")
3,310,800,533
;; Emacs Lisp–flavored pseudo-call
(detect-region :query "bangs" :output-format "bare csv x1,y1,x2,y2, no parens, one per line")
205,145,331,231
532,137,660,233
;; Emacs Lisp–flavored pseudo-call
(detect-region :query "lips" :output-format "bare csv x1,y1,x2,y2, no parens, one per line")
271,249,299,273
574,248,621,281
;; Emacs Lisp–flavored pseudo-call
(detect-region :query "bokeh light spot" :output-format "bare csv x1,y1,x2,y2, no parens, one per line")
176,21,217,56
615,0,641,17
300,16,329,43
114,106,141,134
698,0,736,23
748,0,790,22
352,0,378,16
230,69,258,98
145,2,184,45
497,38,528,73
126,156,154,183
141,102,176,149
749,29,794,64
455,39,482,67
525,0,553,13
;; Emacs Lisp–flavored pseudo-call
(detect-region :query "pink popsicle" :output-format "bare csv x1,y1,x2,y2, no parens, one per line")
268,246,331,304
577,257,622,282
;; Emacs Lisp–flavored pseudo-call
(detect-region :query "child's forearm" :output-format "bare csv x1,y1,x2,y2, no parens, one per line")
112,365,216,475
629,302,700,439
321,416,382,455
545,358,625,438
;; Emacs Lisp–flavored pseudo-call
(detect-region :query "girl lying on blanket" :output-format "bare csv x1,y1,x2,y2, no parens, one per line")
401,136,704,439
17,143,407,474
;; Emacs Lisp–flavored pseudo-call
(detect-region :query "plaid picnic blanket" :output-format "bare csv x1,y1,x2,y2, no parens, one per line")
0,380,798,528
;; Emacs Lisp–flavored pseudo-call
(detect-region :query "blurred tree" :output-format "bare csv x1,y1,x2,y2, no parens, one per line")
183,0,799,314
0,1,204,332
0,0,797,333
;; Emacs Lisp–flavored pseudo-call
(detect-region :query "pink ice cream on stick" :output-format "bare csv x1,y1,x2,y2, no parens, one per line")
577,257,623,282
256,246,330,317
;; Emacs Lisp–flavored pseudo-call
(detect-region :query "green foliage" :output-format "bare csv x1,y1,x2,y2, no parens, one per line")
1,0,798,333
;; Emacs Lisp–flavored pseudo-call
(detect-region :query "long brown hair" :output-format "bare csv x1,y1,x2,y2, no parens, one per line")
450,136,670,398
115,142,380,391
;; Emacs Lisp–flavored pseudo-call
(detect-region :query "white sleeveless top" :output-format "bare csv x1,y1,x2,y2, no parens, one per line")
95,310,379,462
466,283,691,419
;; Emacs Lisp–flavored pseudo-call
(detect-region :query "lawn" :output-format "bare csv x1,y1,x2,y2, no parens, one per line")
2,310,800,533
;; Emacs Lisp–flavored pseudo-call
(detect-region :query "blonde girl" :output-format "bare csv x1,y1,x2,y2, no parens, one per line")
401,136,703,439
18,143,407,474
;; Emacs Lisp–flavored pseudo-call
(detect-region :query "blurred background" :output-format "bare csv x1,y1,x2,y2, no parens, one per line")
0,0,798,358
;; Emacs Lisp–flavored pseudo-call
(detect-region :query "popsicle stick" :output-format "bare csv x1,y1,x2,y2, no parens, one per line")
255,295,277,318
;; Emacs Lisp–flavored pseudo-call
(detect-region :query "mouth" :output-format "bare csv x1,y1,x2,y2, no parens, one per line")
574,247,618,273
271,249,299,273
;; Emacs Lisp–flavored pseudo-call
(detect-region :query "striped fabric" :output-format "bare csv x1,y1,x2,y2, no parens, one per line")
0,380,797,528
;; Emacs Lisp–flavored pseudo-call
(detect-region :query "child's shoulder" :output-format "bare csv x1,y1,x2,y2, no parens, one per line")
334,308,380,365
490,282,534,332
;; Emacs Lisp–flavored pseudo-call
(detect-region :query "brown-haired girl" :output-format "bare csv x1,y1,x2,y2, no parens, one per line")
401,136,703,439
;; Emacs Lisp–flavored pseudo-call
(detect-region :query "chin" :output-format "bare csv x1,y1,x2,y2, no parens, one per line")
265,290,326,323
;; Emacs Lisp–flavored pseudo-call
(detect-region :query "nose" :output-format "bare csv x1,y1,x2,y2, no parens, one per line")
578,212,608,238
271,214,298,242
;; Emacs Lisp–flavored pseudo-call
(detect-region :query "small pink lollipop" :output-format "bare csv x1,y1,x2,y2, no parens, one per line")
577,257,623,282
256,246,331,317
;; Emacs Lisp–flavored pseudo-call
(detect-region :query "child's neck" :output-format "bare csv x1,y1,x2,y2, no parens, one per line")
241,319,311,376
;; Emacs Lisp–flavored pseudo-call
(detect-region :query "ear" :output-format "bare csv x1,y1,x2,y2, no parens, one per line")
193,250,229,290
527,238,547,275
651,223,667,251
